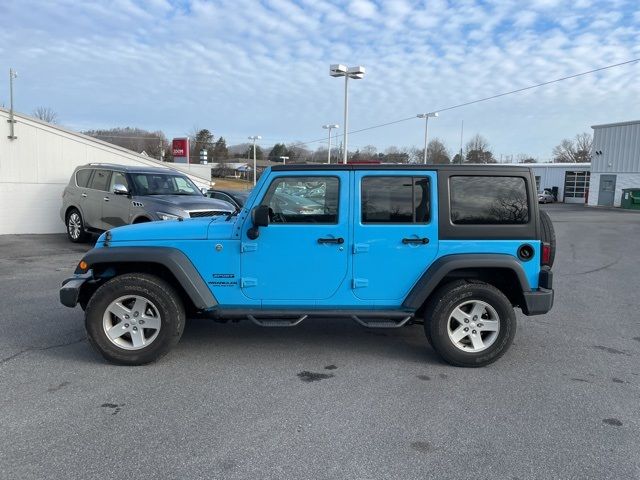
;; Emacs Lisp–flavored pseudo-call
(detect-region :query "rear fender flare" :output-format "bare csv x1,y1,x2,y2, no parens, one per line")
402,254,531,310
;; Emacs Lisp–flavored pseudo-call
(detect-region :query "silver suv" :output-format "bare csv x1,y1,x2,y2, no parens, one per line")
60,163,234,242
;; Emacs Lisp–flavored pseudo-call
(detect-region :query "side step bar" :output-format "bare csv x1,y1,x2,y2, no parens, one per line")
247,314,307,327
211,309,415,329
351,315,413,329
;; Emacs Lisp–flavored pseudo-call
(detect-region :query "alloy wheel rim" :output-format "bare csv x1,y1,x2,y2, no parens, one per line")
446,300,500,353
102,295,161,350
68,213,81,239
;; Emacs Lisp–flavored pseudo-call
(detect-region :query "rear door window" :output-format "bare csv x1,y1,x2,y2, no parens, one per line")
89,169,111,191
361,176,430,224
449,176,529,224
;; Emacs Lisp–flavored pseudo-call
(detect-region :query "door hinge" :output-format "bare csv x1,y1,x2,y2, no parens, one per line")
353,243,370,254
241,277,258,288
241,242,258,253
352,278,369,288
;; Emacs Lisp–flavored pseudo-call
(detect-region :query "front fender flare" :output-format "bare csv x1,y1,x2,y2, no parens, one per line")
77,247,217,310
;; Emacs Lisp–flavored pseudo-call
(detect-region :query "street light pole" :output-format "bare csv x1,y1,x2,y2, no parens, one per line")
417,112,438,164
343,75,349,164
8,68,18,140
248,135,261,185
330,64,365,164
279,156,289,165
322,124,339,164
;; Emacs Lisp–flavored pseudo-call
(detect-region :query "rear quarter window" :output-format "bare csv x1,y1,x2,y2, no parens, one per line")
75,169,92,188
450,176,529,224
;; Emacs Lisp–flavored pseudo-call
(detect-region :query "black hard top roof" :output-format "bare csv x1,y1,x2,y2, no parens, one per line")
270,163,533,172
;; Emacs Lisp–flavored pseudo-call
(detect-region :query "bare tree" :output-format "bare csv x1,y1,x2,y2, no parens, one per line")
552,132,592,163
465,134,495,163
427,138,450,164
82,127,168,160
32,107,58,124
574,133,593,162
515,153,536,163
361,145,378,159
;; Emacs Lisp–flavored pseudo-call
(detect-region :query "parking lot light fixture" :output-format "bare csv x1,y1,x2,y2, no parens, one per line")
279,156,289,165
330,64,365,164
248,135,261,185
322,124,339,164
417,112,438,164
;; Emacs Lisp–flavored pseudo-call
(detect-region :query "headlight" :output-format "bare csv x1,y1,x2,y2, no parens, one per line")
158,212,179,221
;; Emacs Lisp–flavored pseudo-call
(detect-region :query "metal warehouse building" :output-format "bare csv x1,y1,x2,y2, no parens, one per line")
528,163,591,204
0,108,212,235
589,120,640,207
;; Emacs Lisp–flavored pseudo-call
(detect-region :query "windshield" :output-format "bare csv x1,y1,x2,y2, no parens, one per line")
234,191,250,205
130,173,201,196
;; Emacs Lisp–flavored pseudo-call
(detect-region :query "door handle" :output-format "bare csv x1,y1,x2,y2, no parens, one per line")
318,237,344,244
402,237,429,245
103,197,110,202
81,193,87,198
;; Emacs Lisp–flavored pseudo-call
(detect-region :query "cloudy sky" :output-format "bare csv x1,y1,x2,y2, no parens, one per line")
2,0,639,159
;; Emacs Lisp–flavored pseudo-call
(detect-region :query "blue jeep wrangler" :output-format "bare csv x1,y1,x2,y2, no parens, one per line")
60,165,555,367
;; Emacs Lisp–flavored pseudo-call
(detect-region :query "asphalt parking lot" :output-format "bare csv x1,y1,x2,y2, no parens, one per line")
1,204,639,480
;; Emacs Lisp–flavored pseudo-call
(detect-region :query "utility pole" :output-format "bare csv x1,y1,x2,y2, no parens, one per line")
459,120,464,163
8,68,17,140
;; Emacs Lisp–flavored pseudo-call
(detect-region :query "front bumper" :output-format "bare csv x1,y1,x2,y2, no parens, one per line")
60,272,93,308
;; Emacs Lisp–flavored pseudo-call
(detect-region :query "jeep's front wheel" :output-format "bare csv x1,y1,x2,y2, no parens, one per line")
424,281,516,367
85,273,185,365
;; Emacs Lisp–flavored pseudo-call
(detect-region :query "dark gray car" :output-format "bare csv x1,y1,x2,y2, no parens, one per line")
60,163,234,242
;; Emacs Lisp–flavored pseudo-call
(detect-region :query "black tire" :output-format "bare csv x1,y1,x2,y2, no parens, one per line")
85,273,185,365
66,208,89,243
539,210,556,267
424,280,516,367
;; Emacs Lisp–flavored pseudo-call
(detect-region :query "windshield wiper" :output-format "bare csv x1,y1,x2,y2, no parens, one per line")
226,207,241,221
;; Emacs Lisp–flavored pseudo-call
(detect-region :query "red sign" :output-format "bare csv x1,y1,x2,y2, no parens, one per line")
172,138,189,157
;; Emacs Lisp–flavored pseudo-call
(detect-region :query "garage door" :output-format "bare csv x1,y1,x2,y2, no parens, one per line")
564,171,590,204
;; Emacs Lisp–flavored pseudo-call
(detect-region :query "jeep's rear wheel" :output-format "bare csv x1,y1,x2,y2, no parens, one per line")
424,280,516,367
85,273,185,365
66,208,89,243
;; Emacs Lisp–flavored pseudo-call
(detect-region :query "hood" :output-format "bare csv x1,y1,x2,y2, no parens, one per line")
99,218,214,243
97,216,238,244
143,195,233,212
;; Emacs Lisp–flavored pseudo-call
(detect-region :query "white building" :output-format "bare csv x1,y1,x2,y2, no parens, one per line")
528,163,591,204
498,163,591,203
0,108,213,235
589,120,640,207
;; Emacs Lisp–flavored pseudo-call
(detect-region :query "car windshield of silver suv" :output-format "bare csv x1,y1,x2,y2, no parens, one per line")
130,173,202,196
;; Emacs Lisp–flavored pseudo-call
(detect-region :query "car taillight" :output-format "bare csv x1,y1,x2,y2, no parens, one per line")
541,242,552,266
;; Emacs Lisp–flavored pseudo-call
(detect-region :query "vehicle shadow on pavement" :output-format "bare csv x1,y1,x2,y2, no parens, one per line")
41,318,440,366
177,317,440,365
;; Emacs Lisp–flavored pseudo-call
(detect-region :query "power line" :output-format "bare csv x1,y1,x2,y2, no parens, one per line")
295,57,640,147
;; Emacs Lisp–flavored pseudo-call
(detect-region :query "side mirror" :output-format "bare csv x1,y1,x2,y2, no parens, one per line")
113,184,129,195
247,205,270,239
252,205,270,227
200,187,208,196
